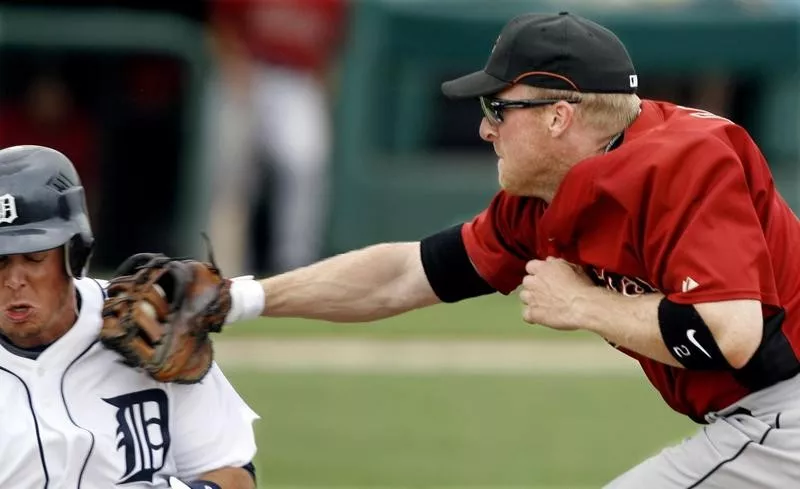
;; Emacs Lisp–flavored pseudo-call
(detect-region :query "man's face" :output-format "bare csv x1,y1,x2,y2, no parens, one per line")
478,85,563,198
0,247,75,348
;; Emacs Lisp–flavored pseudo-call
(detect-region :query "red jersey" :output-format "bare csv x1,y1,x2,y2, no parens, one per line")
213,0,347,72
462,100,800,421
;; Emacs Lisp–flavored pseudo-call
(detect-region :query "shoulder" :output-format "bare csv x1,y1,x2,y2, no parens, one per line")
632,101,755,160
469,191,547,245
484,190,547,220
551,105,763,228
170,362,258,417
77,276,109,293
578,111,754,200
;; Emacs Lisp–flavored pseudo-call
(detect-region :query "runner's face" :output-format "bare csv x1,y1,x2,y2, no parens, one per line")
0,247,75,348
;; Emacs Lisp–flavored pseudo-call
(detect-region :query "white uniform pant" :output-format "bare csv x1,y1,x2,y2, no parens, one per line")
205,64,330,275
606,373,800,488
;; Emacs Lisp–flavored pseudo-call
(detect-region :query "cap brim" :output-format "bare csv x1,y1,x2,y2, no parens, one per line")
441,70,510,99
0,220,72,255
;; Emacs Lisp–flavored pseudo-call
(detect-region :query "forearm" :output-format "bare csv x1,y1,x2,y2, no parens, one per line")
196,466,255,489
521,259,762,370
575,288,682,367
260,242,440,322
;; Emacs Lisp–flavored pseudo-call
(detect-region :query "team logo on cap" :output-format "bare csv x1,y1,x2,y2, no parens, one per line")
0,194,17,224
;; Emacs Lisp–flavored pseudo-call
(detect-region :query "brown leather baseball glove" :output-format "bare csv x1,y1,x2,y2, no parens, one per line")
100,253,232,384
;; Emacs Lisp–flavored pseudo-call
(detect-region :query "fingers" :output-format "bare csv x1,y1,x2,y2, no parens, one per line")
525,259,542,274
521,274,536,289
525,256,568,274
518,288,534,305
521,306,537,324
521,257,576,327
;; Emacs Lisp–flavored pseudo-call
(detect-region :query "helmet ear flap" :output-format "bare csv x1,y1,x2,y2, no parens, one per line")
64,233,94,278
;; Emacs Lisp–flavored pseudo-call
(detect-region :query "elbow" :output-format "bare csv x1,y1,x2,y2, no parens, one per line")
196,466,256,489
724,338,760,370
695,299,763,370
376,278,439,315
718,319,763,370
375,242,440,314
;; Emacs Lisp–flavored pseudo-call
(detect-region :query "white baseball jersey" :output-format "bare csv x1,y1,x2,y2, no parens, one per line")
0,277,259,488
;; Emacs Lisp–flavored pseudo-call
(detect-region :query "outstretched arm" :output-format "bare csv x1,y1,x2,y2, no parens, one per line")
231,242,442,323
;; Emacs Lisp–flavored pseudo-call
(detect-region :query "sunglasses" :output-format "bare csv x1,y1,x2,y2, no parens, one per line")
479,96,581,125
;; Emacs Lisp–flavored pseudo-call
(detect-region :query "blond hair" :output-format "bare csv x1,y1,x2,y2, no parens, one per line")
526,87,641,137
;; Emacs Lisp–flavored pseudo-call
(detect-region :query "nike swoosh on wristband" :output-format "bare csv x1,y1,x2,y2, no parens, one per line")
686,329,712,358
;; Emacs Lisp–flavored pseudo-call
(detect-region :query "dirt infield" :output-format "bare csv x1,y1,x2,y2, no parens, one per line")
213,338,640,375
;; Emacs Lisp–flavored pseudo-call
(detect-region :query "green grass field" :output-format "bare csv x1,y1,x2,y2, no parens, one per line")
229,371,694,488
222,294,697,488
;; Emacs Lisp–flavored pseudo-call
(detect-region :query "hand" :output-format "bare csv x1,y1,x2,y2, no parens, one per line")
519,257,597,331
100,254,232,384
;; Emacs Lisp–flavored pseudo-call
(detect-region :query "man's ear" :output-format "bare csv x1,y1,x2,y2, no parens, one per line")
548,100,576,137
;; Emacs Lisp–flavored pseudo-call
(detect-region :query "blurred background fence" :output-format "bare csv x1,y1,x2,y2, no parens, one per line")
331,0,800,256
0,0,795,274
1,1,799,487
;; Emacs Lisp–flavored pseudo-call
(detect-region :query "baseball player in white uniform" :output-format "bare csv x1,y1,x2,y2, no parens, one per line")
0,145,258,489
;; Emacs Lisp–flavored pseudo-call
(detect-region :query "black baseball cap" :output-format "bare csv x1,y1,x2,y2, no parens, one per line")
442,12,638,99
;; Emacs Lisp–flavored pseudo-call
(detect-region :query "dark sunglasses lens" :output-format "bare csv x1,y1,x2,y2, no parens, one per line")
480,97,502,124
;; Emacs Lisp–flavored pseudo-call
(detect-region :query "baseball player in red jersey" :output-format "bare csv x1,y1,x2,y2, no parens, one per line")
143,11,800,487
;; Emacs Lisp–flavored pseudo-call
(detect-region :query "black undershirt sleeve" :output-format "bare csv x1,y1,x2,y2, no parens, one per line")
420,225,495,303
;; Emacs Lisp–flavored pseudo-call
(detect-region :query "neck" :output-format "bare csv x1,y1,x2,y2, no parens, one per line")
42,298,78,345
531,172,564,204
585,131,622,157
538,131,622,204
534,181,557,203
603,132,623,153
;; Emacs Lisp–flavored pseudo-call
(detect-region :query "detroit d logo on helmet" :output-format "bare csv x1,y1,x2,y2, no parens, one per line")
0,193,17,224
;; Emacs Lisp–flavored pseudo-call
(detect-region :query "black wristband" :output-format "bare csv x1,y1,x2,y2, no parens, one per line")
658,297,732,370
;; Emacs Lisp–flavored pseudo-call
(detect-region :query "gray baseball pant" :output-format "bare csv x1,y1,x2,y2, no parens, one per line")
605,373,800,488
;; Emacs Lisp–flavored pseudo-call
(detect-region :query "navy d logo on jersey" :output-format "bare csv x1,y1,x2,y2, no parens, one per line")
104,389,171,484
